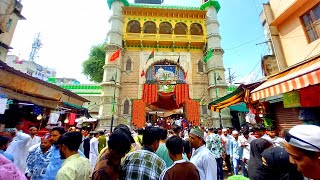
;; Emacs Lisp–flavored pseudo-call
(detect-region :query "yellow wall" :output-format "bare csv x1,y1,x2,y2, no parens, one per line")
271,0,320,66
123,15,206,35
123,15,207,50
269,0,296,19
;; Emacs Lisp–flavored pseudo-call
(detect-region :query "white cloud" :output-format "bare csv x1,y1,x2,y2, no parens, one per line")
10,0,110,83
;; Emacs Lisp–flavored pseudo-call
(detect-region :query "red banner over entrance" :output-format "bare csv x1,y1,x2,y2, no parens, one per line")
174,84,189,106
132,83,200,128
142,84,158,104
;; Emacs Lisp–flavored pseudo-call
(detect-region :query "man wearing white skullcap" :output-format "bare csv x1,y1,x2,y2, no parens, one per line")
230,130,242,175
221,128,232,174
284,124,320,179
189,128,217,180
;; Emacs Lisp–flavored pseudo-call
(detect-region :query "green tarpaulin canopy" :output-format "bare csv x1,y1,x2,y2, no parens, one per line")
228,102,249,112
63,102,84,109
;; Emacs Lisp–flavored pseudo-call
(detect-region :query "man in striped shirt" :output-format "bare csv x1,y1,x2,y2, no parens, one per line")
121,126,166,180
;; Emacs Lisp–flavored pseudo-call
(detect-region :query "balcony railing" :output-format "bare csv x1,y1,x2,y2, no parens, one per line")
124,33,206,43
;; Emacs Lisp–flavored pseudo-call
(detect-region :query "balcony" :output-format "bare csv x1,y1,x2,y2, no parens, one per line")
123,33,206,43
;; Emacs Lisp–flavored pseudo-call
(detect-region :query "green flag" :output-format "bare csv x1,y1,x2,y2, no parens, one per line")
146,49,155,64
204,48,213,63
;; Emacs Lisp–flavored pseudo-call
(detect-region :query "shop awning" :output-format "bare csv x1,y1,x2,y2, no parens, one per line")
62,102,85,109
0,61,88,105
208,85,244,112
251,57,320,101
2,87,59,109
209,82,263,112
229,102,249,112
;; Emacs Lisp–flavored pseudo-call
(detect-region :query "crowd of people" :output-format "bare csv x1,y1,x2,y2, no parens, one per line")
0,120,319,180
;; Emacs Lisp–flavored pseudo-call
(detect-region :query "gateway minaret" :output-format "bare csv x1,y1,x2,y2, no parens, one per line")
98,0,124,130
202,1,231,127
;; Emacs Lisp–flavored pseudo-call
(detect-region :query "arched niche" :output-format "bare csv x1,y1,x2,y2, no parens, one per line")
159,22,172,34
143,21,157,34
123,99,130,115
125,57,132,71
174,22,187,35
200,98,208,115
127,20,141,33
190,23,203,35
198,60,204,73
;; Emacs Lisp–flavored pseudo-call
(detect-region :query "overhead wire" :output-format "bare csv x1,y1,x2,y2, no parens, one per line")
224,35,264,51
236,40,268,81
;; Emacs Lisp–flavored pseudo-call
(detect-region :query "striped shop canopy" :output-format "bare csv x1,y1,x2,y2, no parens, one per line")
208,86,244,112
251,57,320,101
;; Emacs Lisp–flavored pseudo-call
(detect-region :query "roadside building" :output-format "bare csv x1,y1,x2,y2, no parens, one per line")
0,0,25,62
250,0,320,129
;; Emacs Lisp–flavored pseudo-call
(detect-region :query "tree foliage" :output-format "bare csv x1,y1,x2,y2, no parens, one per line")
82,43,106,83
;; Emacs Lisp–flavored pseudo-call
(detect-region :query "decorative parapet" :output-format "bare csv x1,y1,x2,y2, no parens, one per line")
200,0,221,13
128,4,202,11
59,84,102,95
107,0,129,9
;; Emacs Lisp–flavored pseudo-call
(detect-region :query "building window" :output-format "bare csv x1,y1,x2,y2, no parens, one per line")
198,60,204,73
125,58,132,71
201,105,208,115
6,19,12,32
123,99,130,115
26,70,33,76
301,4,320,43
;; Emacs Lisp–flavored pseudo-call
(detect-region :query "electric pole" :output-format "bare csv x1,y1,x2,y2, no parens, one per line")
227,68,236,85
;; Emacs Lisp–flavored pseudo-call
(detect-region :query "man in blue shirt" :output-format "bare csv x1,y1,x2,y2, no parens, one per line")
45,127,85,180
26,134,51,180
45,127,66,180
230,130,242,175
0,136,14,162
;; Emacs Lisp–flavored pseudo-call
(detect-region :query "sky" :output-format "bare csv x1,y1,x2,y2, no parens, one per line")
10,0,269,84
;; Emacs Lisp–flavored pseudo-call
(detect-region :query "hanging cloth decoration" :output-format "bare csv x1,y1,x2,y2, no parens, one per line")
132,99,146,128
33,105,43,115
174,84,189,106
0,91,8,114
185,99,200,126
0,98,7,114
142,84,158,104
69,113,77,125
48,111,60,125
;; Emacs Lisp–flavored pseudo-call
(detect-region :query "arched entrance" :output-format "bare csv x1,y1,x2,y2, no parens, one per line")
132,59,200,129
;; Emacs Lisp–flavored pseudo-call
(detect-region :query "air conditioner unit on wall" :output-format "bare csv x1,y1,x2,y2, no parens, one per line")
134,0,163,4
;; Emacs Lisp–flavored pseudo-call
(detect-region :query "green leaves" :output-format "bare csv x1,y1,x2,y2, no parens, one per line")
82,44,106,83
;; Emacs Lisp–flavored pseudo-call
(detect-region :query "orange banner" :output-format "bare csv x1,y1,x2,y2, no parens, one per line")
185,99,200,126
142,84,158,104
132,99,146,128
174,84,189,106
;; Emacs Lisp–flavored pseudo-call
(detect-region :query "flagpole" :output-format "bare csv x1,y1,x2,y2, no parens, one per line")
110,70,117,133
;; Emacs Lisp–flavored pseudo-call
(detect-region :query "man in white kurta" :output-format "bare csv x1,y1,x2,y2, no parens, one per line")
89,132,99,173
189,128,217,180
27,127,41,148
5,129,31,172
